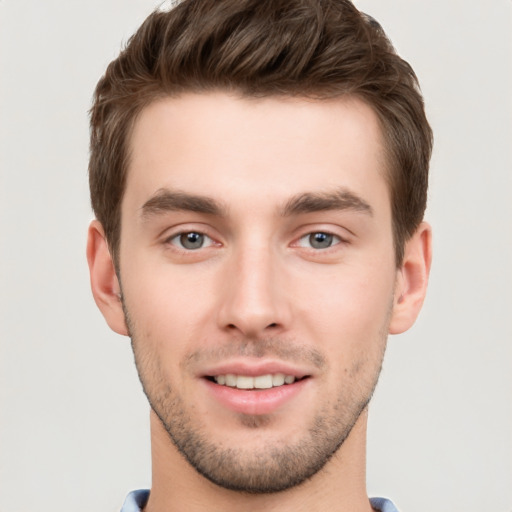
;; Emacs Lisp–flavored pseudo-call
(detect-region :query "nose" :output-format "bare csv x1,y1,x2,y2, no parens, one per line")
217,243,291,338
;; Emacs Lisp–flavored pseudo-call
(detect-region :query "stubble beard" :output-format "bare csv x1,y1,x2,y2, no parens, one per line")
124,302,389,494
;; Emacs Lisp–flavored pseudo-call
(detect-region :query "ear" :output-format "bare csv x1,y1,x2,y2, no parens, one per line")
389,222,432,334
86,220,129,336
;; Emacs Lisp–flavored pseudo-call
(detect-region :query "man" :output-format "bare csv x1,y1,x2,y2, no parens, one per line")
86,0,432,510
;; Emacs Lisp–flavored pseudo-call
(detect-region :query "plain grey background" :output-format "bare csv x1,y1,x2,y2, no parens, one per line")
0,1,511,511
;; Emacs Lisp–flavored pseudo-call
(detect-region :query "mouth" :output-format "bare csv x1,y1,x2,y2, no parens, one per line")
206,373,308,390
201,362,313,415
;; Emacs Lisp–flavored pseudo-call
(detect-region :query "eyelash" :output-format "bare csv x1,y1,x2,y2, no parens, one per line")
165,231,218,251
295,231,344,250
163,229,347,254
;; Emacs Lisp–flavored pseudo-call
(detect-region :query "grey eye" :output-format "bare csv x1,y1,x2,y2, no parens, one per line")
297,232,341,250
309,232,334,249
175,232,208,250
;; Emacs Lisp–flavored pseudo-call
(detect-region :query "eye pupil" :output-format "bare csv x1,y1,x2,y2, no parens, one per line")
180,232,204,250
309,232,333,249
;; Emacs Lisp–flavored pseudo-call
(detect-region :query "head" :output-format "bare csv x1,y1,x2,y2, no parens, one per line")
89,0,432,269
87,0,432,496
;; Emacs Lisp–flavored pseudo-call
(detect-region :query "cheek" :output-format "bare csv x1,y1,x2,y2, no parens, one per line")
292,262,395,352
121,261,218,348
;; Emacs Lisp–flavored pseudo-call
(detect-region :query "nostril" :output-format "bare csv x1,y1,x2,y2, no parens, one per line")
223,321,280,334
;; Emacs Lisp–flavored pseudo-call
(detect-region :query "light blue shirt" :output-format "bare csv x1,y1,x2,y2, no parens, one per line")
121,489,400,511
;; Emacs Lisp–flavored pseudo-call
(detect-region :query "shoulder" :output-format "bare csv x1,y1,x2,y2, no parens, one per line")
370,497,400,512
120,489,150,512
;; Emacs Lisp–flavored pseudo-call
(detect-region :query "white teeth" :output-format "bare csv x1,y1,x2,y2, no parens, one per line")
213,373,297,389
272,373,285,386
225,374,237,387
236,376,254,389
254,375,273,389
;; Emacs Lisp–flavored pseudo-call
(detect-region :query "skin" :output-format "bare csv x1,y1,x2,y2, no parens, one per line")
87,92,432,512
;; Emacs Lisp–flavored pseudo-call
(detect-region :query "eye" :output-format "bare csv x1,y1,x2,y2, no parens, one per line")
169,231,215,250
297,232,341,250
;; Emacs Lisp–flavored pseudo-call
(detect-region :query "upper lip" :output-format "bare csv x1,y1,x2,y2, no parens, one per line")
200,360,312,379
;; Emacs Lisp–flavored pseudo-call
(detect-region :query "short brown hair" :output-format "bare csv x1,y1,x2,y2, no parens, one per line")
89,0,432,266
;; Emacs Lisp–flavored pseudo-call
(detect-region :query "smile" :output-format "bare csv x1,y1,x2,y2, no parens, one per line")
212,373,298,389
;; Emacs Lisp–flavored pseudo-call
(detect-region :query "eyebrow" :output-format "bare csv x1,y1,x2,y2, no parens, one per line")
140,189,227,219
281,188,373,217
140,187,372,220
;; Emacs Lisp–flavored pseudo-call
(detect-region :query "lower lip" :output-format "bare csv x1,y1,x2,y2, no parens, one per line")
202,378,309,415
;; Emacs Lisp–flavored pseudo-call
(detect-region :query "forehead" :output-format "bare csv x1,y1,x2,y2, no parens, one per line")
124,92,390,217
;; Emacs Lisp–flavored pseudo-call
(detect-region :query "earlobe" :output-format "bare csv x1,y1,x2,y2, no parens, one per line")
86,220,129,336
389,222,432,335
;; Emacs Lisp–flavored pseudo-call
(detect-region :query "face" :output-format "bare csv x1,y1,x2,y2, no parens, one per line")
118,93,398,492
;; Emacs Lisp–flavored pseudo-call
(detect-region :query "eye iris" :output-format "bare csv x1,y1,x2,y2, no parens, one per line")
309,232,333,249
180,232,204,250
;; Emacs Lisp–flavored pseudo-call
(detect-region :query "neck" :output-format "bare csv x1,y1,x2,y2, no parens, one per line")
144,408,374,512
